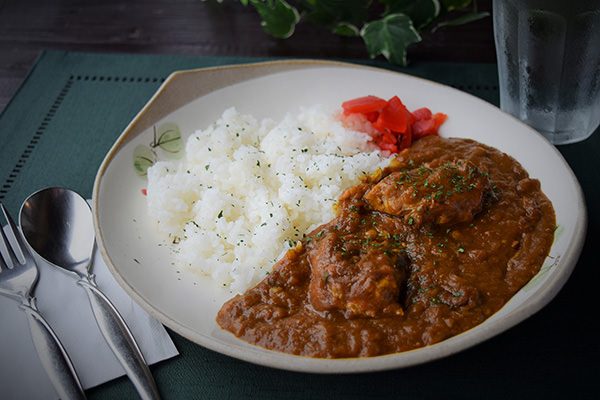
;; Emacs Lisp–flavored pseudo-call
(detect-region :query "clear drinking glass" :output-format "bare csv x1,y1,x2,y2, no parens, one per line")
493,0,600,144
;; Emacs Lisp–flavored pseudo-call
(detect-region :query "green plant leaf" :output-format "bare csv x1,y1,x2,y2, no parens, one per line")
133,145,156,176
305,0,371,27
155,122,183,153
381,0,441,29
250,0,300,39
440,0,472,12
432,11,489,32
333,21,360,36
360,13,421,66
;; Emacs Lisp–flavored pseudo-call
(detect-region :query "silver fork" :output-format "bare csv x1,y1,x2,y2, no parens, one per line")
0,203,86,400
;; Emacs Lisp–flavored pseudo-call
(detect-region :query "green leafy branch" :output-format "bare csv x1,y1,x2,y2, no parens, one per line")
219,0,489,66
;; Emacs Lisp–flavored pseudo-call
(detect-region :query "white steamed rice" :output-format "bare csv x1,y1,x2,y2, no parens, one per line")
146,105,388,293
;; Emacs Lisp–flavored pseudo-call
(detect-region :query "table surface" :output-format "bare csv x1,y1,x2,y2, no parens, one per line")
0,0,495,113
0,49,597,400
2,2,598,399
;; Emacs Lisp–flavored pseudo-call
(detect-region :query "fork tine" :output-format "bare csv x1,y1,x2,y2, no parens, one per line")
0,213,15,270
0,203,26,266
0,223,12,270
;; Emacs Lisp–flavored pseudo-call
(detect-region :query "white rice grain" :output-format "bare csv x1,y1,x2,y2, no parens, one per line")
147,105,387,293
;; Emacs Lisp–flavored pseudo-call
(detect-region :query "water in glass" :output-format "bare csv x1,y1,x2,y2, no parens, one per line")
493,0,600,144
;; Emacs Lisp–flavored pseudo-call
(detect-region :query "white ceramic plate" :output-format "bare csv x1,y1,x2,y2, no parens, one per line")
93,60,586,373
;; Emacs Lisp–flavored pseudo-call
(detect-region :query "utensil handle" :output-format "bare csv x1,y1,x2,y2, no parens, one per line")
77,276,160,400
21,297,86,400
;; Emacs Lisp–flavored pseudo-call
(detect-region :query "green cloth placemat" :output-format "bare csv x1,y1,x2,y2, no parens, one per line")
0,51,597,399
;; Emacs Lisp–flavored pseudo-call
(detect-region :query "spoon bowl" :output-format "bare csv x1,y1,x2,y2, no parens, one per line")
20,187,95,275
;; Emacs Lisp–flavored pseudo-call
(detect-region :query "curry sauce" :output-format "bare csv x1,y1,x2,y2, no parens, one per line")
217,136,556,358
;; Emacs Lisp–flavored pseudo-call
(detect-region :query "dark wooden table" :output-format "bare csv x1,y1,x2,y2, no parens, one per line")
0,0,495,113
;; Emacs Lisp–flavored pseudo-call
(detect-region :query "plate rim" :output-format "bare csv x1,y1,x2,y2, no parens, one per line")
92,59,587,373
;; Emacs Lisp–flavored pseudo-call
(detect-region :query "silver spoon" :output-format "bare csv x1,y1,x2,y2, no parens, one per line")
19,187,160,400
